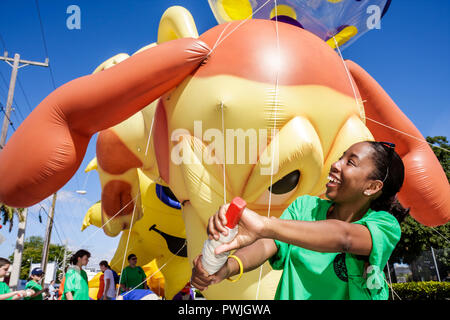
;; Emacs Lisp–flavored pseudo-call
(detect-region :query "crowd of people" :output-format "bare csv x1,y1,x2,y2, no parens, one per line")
0,250,193,300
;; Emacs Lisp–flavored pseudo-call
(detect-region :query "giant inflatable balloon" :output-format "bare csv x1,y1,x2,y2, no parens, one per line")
0,2,449,300
208,0,392,49
81,162,187,299
87,259,165,300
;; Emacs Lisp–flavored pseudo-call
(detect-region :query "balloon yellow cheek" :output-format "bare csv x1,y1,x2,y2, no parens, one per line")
243,116,324,204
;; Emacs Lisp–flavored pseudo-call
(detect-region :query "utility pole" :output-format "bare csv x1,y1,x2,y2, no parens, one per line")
0,52,49,149
61,240,68,279
430,247,441,282
41,192,57,282
8,208,28,291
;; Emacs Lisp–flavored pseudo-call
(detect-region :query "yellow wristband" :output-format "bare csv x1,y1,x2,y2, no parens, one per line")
227,254,243,283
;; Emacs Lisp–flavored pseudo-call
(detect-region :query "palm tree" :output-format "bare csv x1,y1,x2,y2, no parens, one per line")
0,203,25,232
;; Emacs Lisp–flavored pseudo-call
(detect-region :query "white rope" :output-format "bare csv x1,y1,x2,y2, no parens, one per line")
365,116,450,153
332,36,361,112
429,227,450,244
210,22,232,55
79,192,140,248
120,241,187,299
115,196,139,297
332,36,450,154
209,0,274,55
256,0,281,300
144,114,155,156
386,260,395,300
382,265,402,300
220,101,227,205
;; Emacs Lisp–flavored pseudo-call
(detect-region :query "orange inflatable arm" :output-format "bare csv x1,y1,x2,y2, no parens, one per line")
347,60,450,226
0,38,210,207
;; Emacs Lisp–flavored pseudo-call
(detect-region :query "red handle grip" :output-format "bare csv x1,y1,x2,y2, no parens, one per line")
225,197,247,229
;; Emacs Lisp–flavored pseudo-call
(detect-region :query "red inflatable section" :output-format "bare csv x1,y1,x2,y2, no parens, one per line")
0,38,210,207
347,60,450,226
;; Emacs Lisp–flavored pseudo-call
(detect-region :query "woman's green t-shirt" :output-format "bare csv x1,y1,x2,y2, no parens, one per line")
24,280,43,300
269,195,401,300
62,266,90,300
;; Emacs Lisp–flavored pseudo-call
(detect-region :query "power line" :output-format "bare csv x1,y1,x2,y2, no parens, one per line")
16,76,33,114
0,101,16,131
0,69,10,92
36,202,66,250
0,60,28,125
0,34,6,53
0,33,33,118
34,0,82,191
34,0,56,90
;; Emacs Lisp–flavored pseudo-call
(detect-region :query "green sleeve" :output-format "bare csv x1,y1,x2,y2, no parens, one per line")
353,210,401,270
25,281,40,291
268,196,304,270
64,270,81,294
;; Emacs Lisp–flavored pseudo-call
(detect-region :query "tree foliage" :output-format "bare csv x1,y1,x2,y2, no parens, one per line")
1,204,24,232
426,136,450,182
391,216,449,266
8,236,71,281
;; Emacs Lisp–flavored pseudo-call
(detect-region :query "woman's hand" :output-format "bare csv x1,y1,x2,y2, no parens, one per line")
65,291,74,300
208,205,269,255
190,254,229,291
13,290,28,300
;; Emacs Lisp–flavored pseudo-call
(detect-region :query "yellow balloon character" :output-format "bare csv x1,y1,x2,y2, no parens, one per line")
84,6,373,300
82,165,189,299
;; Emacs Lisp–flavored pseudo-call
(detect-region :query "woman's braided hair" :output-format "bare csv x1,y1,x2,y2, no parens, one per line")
365,141,410,223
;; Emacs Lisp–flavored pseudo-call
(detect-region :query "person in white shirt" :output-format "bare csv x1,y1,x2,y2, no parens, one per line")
48,280,57,300
99,261,116,300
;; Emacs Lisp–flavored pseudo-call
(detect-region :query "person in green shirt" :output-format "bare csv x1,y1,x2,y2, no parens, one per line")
119,254,148,293
62,249,91,300
0,257,28,300
191,141,407,300
24,267,49,300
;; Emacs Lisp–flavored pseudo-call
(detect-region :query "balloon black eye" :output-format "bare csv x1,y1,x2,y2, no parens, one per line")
269,170,300,195
162,186,179,203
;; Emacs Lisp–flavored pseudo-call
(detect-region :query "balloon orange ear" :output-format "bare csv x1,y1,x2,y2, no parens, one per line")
346,60,450,226
0,37,210,208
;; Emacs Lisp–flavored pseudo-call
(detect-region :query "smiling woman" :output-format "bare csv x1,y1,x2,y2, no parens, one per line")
191,140,406,300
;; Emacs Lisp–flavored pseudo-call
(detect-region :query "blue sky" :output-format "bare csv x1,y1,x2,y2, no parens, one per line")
0,1,449,267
